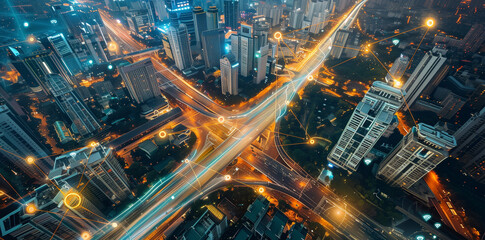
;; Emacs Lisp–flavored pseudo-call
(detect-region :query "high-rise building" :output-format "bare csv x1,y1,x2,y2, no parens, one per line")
50,144,132,203
256,4,283,27
0,105,53,180
289,8,304,29
46,33,83,76
224,0,240,30
201,28,225,68
385,54,409,83
231,24,255,77
164,0,196,46
168,24,194,70
461,24,485,54
452,107,485,183
0,174,106,239
207,6,219,30
193,6,208,50
10,50,74,93
330,30,350,59
46,74,101,136
119,58,160,104
254,45,269,84
327,81,405,172
220,53,239,95
126,9,153,38
402,47,449,109
377,123,456,188
309,11,328,34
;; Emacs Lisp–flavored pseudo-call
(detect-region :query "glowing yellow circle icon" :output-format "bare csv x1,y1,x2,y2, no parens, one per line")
26,157,35,164
224,175,231,181
111,222,118,228
89,142,98,147
184,159,190,163
81,232,91,240
25,204,36,214
218,116,225,123
309,139,315,145
258,187,265,193
28,37,35,43
426,19,434,27
64,192,82,209
159,130,167,138
307,75,314,81
108,42,118,51
274,32,282,40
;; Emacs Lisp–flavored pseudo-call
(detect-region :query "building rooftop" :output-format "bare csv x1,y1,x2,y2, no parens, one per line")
415,123,456,151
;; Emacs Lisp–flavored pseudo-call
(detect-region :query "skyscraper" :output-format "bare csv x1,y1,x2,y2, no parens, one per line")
377,123,456,188
452,107,485,183
385,54,409,83
220,53,239,95
231,24,255,77
0,174,106,239
289,8,304,29
207,6,219,30
402,47,448,109
461,24,485,54
193,6,208,50
46,74,101,136
119,58,161,104
255,45,269,84
10,50,74,93
327,81,405,172
330,30,350,59
51,144,132,203
0,104,53,180
168,24,194,70
224,0,240,30
46,33,83,76
126,9,153,38
201,28,225,68
164,0,196,46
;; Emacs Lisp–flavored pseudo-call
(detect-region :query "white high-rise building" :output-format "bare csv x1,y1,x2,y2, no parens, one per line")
327,81,405,172
385,54,409,83
377,123,456,188
50,144,131,203
47,33,83,76
402,47,448,110
46,74,101,136
255,45,269,84
220,54,239,95
119,58,160,104
0,105,53,180
168,24,193,70
289,8,304,29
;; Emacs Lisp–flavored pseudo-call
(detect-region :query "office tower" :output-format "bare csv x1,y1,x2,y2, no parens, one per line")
461,24,485,54
0,174,106,239
164,0,196,46
152,0,169,21
231,24,255,77
327,81,405,172
377,123,456,188
126,9,153,38
207,6,219,30
253,22,270,48
289,8,304,29
201,28,225,68
402,47,449,109
51,144,131,203
256,4,283,27
330,30,350,59
224,0,240,30
220,54,239,95
255,45,269,84
452,107,485,183
0,105,53,180
46,74,101,136
309,11,328,34
193,6,208,50
168,24,194,70
119,58,160,104
10,50,74,93
46,33,83,76
385,54,409,83
160,27,175,60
